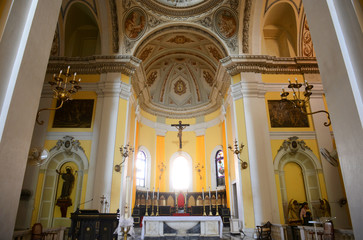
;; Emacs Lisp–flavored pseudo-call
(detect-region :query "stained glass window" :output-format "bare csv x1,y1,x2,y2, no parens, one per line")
136,151,146,187
215,150,225,187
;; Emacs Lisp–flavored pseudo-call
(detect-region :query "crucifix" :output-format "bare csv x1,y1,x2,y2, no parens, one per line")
171,120,190,149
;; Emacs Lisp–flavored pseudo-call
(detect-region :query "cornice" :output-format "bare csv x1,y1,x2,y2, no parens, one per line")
221,55,320,76
47,55,142,76
138,0,223,18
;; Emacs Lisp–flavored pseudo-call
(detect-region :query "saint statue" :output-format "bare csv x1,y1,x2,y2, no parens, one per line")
56,167,75,199
288,199,301,224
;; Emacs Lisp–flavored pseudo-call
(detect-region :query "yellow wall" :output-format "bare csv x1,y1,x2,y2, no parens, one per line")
284,162,307,202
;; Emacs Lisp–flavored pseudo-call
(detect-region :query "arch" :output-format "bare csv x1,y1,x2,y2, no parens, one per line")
37,138,89,228
274,143,322,223
133,24,229,58
262,1,298,57
136,146,152,190
169,151,193,191
64,2,101,57
210,145,226,190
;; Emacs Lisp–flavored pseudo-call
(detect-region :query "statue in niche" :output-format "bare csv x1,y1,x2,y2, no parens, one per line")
56,167,75,199
319,198,331,218
288,199,302,225
56,167,75,217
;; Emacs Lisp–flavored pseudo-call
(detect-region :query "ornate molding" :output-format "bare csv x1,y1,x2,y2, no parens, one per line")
242,0,252,53
138,0,223,18
47,55,141,76
110,0,119,53
221,55,320,76
277,136,312,155
50,136,85,155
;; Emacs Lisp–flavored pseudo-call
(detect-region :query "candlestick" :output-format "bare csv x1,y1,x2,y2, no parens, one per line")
202,187,204,200
152,187,155,199
209,186,211,199
157,188,159,200
216,189,218,200
146,188,149,200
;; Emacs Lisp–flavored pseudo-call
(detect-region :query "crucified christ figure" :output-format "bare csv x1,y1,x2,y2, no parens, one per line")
171,120,190,149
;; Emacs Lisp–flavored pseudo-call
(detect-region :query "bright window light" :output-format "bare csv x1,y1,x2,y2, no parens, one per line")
172,156,190,190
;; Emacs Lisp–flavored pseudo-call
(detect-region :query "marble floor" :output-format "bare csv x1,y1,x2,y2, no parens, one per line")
126,227,256,240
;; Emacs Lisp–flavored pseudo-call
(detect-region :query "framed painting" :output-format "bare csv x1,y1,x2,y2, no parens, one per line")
268,100,309,128
52,99,95,128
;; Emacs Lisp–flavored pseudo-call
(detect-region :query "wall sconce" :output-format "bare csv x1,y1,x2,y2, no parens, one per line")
158,162,166,180
114,144,134,172
36,66,81,125
228,140,248,169
195,163,204,180
280,78,331,126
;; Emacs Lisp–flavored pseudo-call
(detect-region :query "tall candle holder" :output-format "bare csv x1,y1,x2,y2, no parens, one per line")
151,198,155,216
145,196,149,216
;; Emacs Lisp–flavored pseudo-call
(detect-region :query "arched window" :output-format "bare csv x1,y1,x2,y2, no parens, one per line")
215,150,225,187
136,151,147,187
172,156,190,190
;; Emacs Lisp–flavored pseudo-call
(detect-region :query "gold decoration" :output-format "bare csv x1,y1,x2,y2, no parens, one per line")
174,79,187,95
203,70,214,86
167,35,194,44
147,71,157,86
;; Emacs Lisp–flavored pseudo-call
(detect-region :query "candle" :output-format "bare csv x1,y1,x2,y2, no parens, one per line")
66,65,70,74
288,79,291,84
216,189,218,200
157,188,159,200
146,188,149,200
58,70,62,78
73,72,77,80
295,78,298,84
209,186,211,199
152,187,155,199
202,187,204,200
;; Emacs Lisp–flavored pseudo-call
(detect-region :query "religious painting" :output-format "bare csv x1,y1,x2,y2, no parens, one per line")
214,8,238,39
268,100,309,128
52,99,94,128
124,8,146,40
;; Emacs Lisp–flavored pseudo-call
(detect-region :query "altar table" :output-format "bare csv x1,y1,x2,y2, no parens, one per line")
141,216,223,239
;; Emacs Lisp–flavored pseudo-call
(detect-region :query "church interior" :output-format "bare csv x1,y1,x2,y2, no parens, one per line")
1,0,363,239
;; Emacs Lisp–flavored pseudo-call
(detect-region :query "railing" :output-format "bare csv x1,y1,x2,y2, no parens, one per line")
13,227,68,240
271,224,354,240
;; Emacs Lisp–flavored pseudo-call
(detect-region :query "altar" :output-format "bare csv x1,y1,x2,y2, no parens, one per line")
141,216,223,239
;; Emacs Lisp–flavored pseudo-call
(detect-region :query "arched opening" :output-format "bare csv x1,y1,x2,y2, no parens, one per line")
169,151,193,191
215,150,225,187
172,156,190,190
136,151,147,188
262,2,297,57
64,2,100,57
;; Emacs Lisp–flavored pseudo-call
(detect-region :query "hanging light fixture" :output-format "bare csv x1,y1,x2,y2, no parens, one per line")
228,140,248,169
36,66,82,125
115,144,134,172
280,78,331,126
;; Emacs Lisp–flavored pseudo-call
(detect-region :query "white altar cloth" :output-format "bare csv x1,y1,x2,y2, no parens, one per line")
141,216,223,239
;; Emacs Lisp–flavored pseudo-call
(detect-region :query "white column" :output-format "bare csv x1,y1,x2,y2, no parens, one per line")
303,0,363,237
309,92,350,228
0,0,62,237
240,73,280,225
91,73,122,211
229,87,245,222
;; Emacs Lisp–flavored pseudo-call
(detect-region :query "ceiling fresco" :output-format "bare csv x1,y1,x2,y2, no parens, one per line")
135,29,229,118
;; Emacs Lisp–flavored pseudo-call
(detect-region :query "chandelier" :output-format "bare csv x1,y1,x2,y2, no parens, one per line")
280,78,331,126
36,66,81,125
228,140,248,169
115,144,134,172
